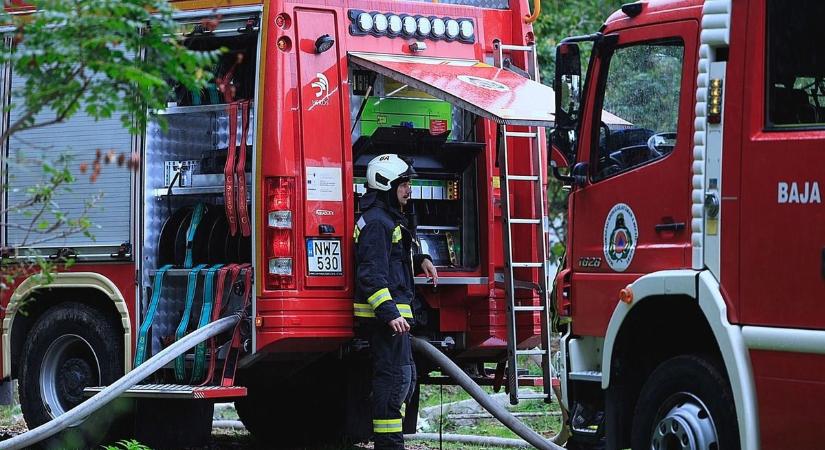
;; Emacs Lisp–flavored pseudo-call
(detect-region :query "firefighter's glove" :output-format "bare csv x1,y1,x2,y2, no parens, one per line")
388,316,410,335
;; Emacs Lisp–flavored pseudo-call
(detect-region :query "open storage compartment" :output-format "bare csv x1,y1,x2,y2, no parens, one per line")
349,70,482,272
137,10,261,372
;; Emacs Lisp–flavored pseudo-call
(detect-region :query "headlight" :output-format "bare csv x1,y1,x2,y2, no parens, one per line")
431,18,446,38
357,12,374,32
459,20,474,40
446,19,459,39
388,15,402,34
373,13,388,33
402,16,417,35
417,17,431,36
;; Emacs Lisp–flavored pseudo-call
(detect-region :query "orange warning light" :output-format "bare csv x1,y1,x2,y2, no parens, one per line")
619,285,634,304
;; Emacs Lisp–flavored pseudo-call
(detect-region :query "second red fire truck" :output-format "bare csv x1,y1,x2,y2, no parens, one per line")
0,0,564,447
552,1,825,449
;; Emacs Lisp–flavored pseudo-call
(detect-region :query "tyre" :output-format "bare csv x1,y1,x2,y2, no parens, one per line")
631,355,739,450
19,302,130,449
236,363,348,447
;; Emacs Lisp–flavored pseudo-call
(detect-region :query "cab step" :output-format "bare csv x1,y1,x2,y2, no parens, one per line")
84,383,247,400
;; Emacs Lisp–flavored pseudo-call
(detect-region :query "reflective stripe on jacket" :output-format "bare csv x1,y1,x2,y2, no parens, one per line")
353,191,429,323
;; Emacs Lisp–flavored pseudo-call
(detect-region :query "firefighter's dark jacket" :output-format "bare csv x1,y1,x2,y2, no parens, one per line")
354,190,431,323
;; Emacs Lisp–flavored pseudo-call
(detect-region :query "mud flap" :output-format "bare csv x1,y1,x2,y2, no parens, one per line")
134,399,213,448
345,356,373,443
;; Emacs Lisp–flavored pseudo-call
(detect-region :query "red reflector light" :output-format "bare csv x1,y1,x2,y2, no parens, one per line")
265,176,295,290
271,229,292,257
267,177,292,211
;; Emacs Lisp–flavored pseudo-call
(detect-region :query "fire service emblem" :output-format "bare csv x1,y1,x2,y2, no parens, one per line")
603,203,638,272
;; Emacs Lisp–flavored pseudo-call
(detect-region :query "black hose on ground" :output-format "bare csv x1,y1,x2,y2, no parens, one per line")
411,337,567,450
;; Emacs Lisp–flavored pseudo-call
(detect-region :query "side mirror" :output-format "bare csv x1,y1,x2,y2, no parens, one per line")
553,42,582,166
571,162,589,187
554,42,582,129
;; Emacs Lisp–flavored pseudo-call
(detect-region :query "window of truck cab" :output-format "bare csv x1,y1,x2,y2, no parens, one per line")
590,38,685,182
765,0,825,129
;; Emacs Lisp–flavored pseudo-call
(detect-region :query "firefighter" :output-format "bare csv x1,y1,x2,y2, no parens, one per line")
354,153,438,450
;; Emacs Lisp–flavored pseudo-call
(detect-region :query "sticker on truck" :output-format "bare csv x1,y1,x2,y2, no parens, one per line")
603,203,638,272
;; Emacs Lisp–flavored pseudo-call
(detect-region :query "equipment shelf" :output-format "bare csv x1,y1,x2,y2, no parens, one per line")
155,102,255,116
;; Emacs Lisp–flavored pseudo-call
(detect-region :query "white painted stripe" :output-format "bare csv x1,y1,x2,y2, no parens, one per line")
743,326,825,355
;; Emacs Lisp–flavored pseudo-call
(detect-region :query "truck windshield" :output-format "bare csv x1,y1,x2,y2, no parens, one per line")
593,40,684,181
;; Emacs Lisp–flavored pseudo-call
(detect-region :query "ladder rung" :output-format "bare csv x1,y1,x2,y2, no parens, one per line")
494,280,542,291
515,392,548,400
516,349,547,356
508,218,541,225
498,43,535,52
511,262,543,268
513,306,544,312
505,175,540,182
514,280,542,291
504,131,538,138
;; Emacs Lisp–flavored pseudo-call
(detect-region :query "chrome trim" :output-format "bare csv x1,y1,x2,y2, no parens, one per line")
568,371,602,382
171,5,263,21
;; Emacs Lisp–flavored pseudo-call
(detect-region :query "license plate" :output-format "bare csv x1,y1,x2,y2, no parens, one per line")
307,239,342,276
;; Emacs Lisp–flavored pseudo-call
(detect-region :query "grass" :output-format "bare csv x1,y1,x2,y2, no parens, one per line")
0,404,21,428
418,375,563,441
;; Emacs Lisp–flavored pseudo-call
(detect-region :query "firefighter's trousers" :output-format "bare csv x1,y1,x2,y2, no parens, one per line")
371,326,416,450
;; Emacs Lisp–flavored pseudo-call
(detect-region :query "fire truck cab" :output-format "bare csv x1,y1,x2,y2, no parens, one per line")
0,0,559,447
552,1,825,449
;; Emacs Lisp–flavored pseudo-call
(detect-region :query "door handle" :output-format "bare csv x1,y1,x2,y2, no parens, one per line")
49,247,77,260
655,222,685,233
821,248,825,280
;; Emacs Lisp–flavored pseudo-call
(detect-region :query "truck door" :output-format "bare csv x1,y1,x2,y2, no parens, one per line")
739,0,825,329
737,4,825,446
569,21,698,336
295,9,348,288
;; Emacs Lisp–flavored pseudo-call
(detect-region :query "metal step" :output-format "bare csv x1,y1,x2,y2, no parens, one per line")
568,371,603,383
494,281,542,292
511,262,543,268
508,218,541,224
84,384,247,400
515,349,547,356
497,43,535,52
516,392,549,400
504,131,538,138
506,175,540,181
513,305,544,312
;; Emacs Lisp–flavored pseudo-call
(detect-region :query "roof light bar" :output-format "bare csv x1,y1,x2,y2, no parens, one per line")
348,10,475,43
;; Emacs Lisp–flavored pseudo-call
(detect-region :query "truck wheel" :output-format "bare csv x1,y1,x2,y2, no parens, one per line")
19,302,129,448
236,366,347,447
631,355,739,450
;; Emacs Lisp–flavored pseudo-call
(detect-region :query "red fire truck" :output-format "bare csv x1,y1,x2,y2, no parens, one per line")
552,1,825,449
0,0,565,447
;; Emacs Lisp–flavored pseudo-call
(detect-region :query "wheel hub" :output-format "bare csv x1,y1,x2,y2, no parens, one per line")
57,357,94,405
40,334,100,418
651,393,718,450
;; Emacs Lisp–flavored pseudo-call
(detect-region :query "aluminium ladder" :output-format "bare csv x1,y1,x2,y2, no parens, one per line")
493,39,553,405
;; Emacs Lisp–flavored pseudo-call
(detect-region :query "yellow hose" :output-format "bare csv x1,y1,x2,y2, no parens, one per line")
524,0,541,23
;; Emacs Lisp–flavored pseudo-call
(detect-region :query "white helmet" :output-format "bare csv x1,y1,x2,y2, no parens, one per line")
366,154,416,191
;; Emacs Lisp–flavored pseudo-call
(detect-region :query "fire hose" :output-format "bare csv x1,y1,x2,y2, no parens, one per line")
412,337,568,450
0,313,242,450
